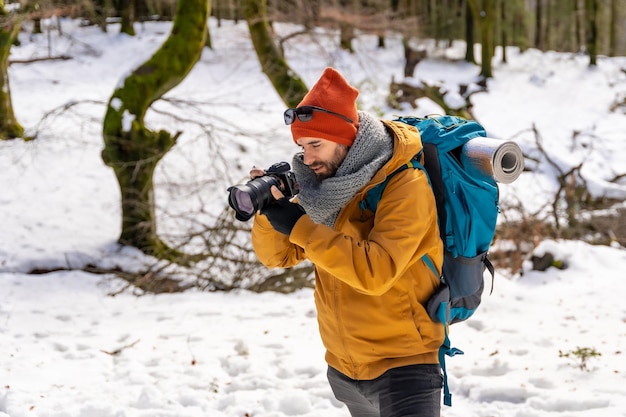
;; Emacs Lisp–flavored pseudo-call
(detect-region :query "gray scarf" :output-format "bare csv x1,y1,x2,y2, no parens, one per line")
292,111,394,228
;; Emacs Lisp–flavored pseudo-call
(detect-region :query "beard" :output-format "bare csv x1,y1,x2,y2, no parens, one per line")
312,145,348,182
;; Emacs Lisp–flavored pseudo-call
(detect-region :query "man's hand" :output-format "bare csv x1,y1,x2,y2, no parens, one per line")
249,167,265,179
261,186,306,235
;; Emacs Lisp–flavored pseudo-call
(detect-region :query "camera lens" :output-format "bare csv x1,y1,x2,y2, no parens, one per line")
233,188,255,216
228,175,282,221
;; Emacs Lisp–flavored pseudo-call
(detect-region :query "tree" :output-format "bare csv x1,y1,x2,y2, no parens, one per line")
574,0,584,51
534,0,543,49
585,0,598,66
101,0,209,259
117,0,136,36
608,0,616,57
500,0,508,63
0,2,24,140
337,0,357,53
464,0,476,63
244,0,308,108
92,0,110,32
512,0,528,52
467,0,496,78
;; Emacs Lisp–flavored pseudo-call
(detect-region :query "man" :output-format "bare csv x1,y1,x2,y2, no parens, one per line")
250,67,445,417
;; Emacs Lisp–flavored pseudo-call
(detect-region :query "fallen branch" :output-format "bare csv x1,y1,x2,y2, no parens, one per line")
100,339,140,356
9,55,72,65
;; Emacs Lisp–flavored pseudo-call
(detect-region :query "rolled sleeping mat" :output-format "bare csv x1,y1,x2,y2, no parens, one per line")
461,138,525,184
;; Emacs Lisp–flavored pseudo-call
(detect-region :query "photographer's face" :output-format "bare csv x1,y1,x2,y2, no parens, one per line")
296,137,349,181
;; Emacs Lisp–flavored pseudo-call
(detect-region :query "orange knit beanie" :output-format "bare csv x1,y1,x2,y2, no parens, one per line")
290,67,359,146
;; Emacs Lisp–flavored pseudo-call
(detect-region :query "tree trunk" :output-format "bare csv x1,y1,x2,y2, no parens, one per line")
205,22,212,49
585,0,598,66
535,0,543,49
118,0,136,36
468,0,496,78
101,0,209,259
500,0,508,63
573,0,583,52
513,0,528,52
94,0,109,32
481,0,496,78
545,0,552,50
135,0,150,21
608,0,616,57
338,0,355,52
244,0,308,108
0,13,24,140
464,1,476,63
403,37,427,77
377,35,385,48
339,22,354,52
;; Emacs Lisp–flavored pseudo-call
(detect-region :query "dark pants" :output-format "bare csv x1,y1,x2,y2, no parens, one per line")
327,364,443,417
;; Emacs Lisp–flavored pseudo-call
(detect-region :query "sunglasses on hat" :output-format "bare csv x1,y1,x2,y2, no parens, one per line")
284,106,354,125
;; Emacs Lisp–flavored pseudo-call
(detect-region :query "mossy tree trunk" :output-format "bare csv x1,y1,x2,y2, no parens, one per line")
101,0,209,259
512,0,528,53
338,0,355,53
118,0,136,36
468,0,496,78
339,22,354,53
0,11,23,140
243,0,308,108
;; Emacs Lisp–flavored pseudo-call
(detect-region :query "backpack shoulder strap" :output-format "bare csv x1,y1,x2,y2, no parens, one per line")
422,142,446,243
359,151,424,213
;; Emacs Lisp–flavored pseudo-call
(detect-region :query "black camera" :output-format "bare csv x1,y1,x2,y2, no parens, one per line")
227,162,299,222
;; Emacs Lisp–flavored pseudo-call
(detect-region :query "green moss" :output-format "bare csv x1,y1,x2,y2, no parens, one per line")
0,17,23,140
101,0,209,261
244,0,308,108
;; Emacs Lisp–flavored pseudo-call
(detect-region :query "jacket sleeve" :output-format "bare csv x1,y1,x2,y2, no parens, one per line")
288,168,442,296
251,211,307,268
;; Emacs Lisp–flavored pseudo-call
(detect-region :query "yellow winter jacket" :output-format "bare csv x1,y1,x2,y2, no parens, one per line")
251,120,444,380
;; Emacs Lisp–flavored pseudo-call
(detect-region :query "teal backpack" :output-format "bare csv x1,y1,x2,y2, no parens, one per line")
360,115,499,406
